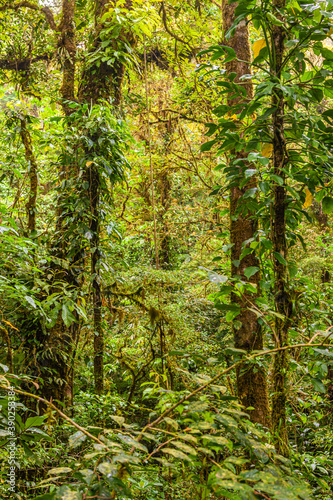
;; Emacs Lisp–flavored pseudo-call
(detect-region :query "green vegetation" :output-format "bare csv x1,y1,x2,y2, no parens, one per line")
0,0,333,498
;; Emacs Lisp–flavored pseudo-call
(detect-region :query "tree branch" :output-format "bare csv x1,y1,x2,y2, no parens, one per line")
0,53,52,71
160,1,193,49
136,341,333,443
0,2,57,31
0,384,111,450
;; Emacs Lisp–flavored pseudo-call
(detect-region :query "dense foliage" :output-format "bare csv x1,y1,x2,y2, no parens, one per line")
0,0,333,499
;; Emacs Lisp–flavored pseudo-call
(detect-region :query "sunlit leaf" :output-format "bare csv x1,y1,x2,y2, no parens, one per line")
48,467,72,475
261,143,273,157
253,39,266,58
98,462,117,476
162,447,192,461
69,431,87,449
303,188,313,208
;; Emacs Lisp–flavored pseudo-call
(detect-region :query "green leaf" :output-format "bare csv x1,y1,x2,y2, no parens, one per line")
25,415,46,429
153,457,175,467
48,467,72,475
172,441,197,455
117,433,148,452
32,494,56,500
162,447,192,461
273,252,287,266
215,303,240,313
98,462,117,476
225,348,247,357
322,109,333,119
25,295,36,308
113,453,140,464
213,104,229,117
79,469,94,485
62,303,76,327
311,378,325,393
244,169,257,178
242,188,257,198
259,181,270,194
322,196,333,214
244,266,259,279
202,435,232,451
267,12,284,26
55,486,82,499
69,431,87,448
163,416,179,429
111,415,125,426
270,174,284,186
288,262,298,278
187,401,209,412
313,348,333,357
201,139,216,152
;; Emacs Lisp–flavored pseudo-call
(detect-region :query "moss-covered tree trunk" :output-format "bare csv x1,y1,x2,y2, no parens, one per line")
78,0,134,395
222,0,270,427
270,0,291,457
42,0,78,405
3,0,79,408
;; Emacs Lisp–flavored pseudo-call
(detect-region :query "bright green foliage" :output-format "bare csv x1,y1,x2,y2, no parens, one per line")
0,0,333,499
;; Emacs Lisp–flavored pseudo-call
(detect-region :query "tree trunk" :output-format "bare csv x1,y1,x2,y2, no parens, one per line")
41,0,78,406
222,0,270,427
78,0,134,394
270,0,291,457
314,203,330,283
5,0,78,409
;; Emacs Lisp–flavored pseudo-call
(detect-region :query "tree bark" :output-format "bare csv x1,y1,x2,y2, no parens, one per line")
42,0,78,406
78,0,135,395
222,0,270,427
58,0,76,116
270,0,291,457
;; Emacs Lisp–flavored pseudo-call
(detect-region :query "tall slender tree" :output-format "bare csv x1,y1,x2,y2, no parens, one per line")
270,0,291,457
222,0,270,427
78,0,135,394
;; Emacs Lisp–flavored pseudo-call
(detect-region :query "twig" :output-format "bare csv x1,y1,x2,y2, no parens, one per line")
134,342,333,445
0,385,111,451
160,2,192,48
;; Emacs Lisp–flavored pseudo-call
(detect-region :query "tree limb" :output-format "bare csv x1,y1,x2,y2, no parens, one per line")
0,53,51,71
160,1,193,49
135,341,333,443
0,2,57,31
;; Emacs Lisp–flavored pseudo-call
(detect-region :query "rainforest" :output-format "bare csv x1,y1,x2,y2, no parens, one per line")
0,0,333,499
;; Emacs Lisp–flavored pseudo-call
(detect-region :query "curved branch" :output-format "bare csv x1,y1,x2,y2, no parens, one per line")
138,341,333,440
160,1,193,49
0,384,110,449
0,2,57,31
0,53,52,71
